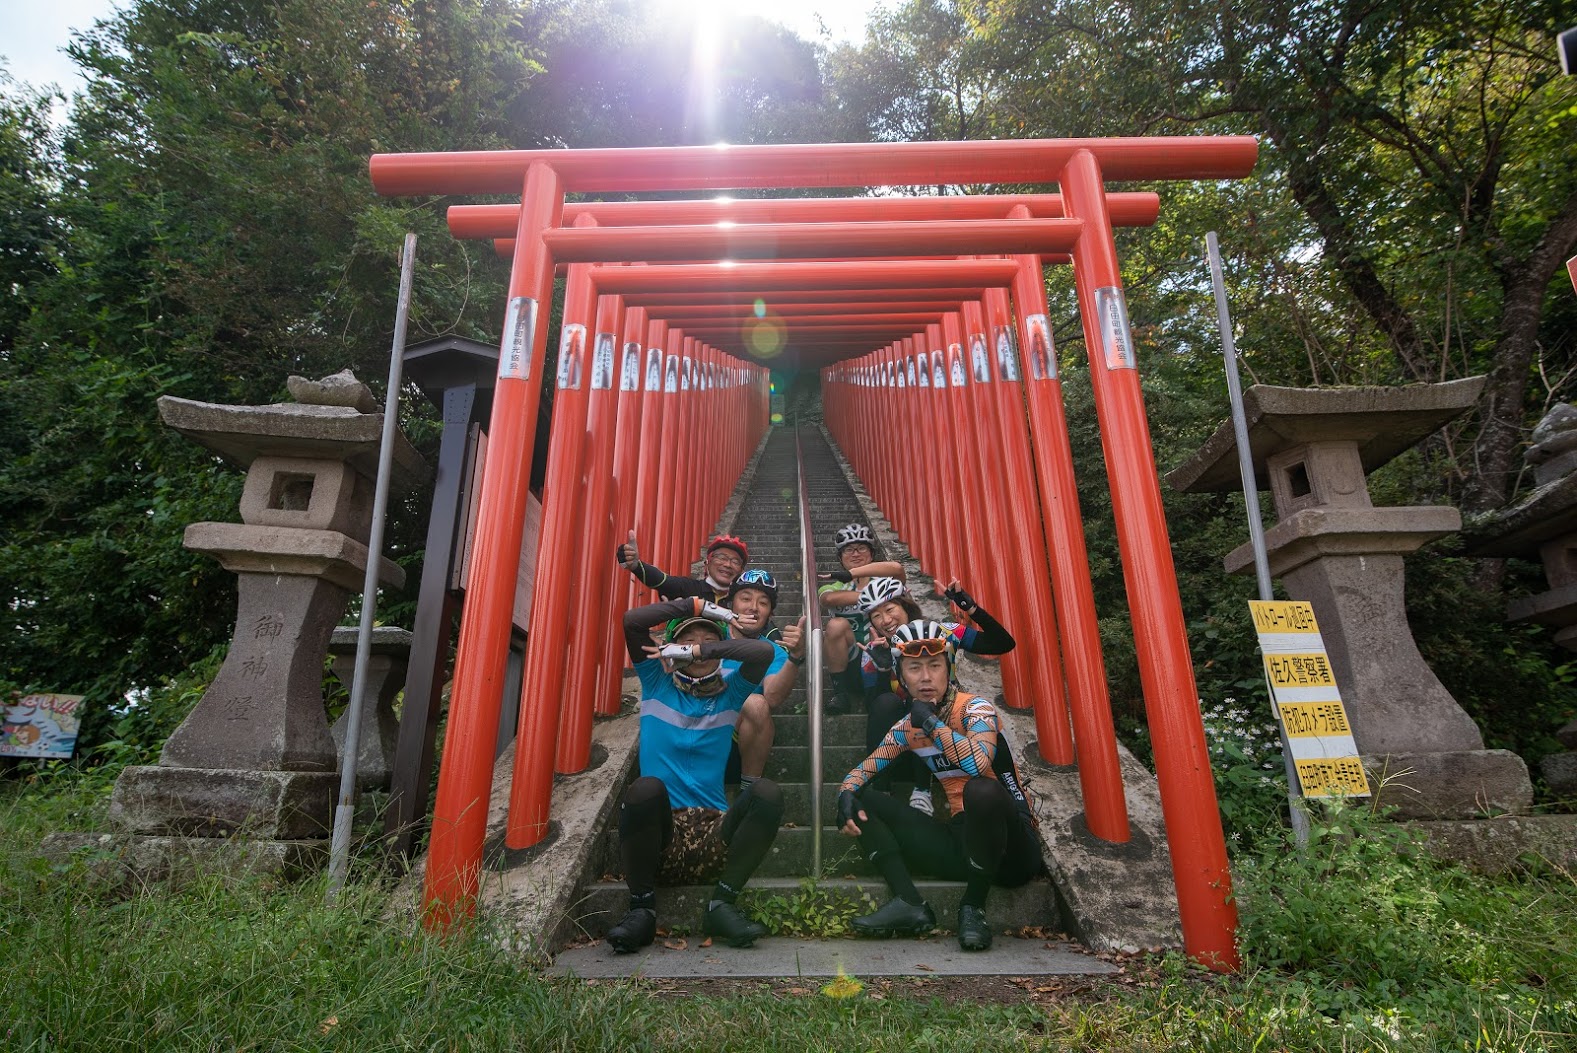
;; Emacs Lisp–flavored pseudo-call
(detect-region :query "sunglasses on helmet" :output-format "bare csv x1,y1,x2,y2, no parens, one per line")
894,637,950,658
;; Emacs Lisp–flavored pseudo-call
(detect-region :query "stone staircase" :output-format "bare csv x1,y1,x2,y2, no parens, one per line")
563,425,1069,945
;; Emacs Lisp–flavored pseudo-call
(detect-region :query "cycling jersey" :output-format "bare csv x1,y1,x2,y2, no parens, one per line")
623,599,774,810
624,560,730,604
840,688,1036,828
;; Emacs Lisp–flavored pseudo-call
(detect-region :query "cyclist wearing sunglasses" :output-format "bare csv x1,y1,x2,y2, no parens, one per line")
818,523,907,707
850,578,1017,799
836,620,1041,953
616,529,751,604
605,597,784,955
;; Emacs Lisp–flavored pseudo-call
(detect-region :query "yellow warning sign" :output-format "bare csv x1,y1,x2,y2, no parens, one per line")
1249,600,1319,635
1247,599,1369,798
1278,701,1352,738
1294,756,1371,798
1263,652,1338,690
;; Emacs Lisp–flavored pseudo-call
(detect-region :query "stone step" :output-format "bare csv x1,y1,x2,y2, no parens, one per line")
596,821,964,878
761,744,867,782
765,711,866,747
568,875,1064,941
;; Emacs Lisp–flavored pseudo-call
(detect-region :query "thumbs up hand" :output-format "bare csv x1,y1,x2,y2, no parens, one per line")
617,529,641,569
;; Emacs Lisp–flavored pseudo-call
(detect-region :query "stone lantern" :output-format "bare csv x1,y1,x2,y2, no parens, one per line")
106,372,426,867
1168,379,1534,820
1464,403,1577,800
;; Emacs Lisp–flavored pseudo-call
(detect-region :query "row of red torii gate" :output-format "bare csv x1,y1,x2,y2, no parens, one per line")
369,136,1261,970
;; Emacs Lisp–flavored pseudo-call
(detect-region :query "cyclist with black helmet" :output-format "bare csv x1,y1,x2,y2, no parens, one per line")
617,530,751,604
819,523,906,706
606,597,783,954
837,619,1041,953
721,569,807,789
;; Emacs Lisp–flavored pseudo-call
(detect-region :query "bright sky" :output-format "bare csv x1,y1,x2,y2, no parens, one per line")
0,1,126,97
0,0,883,100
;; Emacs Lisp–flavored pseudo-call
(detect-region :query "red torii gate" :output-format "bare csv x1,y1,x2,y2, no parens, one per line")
370,137,1258,970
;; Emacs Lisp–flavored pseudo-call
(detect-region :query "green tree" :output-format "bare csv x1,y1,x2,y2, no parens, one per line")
0,0,538,743
975,0,1577,511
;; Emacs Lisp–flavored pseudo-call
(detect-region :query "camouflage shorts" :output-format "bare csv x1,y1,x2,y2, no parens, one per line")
656,807,728,886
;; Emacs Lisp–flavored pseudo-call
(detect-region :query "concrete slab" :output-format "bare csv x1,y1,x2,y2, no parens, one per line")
549,936,1118,979
1408,813,1577,873
391,702,642,962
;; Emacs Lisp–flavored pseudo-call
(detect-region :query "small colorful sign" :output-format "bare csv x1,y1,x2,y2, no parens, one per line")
1249,600,1370,799
0,693,85,759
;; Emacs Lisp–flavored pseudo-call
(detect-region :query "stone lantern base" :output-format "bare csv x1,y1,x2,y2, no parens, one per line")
1361,749,1533,820
108,766,338,839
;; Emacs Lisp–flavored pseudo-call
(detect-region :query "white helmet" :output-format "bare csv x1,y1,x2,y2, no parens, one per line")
857,576,908,614
889,619,955,664
833,523,875,555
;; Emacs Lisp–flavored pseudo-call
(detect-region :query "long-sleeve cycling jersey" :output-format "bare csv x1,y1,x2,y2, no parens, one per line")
840,687,1037,827
621,559,729,603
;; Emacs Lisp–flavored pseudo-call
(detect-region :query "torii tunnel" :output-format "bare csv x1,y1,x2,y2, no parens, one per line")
370,137,1259,970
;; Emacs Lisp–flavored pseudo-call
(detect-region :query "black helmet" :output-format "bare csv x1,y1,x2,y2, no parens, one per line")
726,568,778,610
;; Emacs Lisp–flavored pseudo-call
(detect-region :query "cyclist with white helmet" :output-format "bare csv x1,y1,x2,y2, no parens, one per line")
617,530,751,604
606,597,783,954
837,619,1041,953
818,522,906,707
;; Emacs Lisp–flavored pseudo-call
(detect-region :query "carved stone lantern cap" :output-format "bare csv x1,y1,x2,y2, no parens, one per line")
286,368,378,412
156,369,429,491
1166,377,1486,494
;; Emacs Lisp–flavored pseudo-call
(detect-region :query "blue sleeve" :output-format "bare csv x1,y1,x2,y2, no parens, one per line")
764,642,788,679
635,658,669,694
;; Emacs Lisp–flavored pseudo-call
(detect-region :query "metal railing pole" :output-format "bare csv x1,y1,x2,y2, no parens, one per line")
327,231,417,899
1205,231,1309,848
794,423,825,877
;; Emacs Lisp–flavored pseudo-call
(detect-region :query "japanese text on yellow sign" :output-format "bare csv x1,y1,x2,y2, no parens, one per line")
1294,757,1369,798
1278,701,1352,738
1249,600,1319,635
1263,652,1337,690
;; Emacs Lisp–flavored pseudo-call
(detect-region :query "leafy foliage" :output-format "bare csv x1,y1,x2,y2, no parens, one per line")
1234,798,1577,1039
743,877,877,937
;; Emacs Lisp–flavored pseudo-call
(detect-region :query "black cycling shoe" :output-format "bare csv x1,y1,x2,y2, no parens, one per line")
702,902,768,948
606,907,657,954
851,897,936,938
956,903,992,951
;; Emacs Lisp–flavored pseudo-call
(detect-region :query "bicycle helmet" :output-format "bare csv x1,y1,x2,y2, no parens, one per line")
727,568,778,610
706,534,749,562
663,615,729,645
889,620,955,664
661,615,729,695
856,576,907,614
833,523,875,555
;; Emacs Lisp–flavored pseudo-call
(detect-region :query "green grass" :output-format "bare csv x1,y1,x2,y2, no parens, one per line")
4,771,1576,1052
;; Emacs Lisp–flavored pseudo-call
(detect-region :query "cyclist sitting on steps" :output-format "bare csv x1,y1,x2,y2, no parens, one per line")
605,597,782,954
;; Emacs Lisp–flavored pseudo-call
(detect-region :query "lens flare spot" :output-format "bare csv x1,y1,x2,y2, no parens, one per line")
745,314,786,360
753,299,767,319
